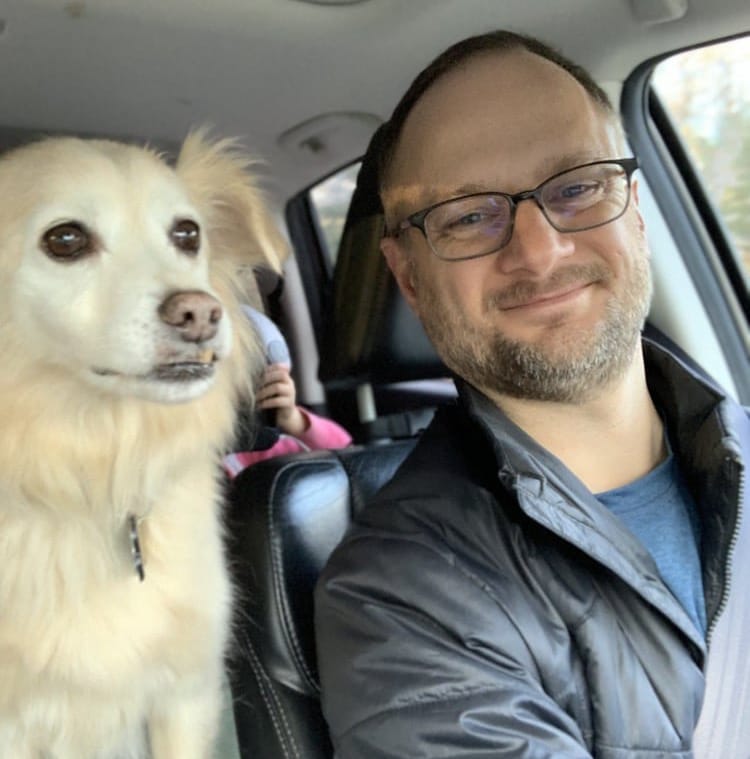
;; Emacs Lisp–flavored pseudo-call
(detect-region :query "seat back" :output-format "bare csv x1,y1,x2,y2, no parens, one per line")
317,126,452,442
318,127,445,389
225,439,415,758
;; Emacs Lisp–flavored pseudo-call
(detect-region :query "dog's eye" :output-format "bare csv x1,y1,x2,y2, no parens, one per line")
42,223,92,261
171,219,200,254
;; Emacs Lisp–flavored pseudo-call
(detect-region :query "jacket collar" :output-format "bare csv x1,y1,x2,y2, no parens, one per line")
455,338,734,647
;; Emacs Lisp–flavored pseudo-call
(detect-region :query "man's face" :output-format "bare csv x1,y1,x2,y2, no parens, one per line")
380,50,652,404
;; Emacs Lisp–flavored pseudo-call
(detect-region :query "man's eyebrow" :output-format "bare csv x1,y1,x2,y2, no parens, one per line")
446,182,490,197
535,152,611,178
386,186,486,218
382,189,432,222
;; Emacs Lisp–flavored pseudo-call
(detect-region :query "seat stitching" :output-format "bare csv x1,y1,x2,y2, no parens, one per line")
245,639,300,758
267,459,329,689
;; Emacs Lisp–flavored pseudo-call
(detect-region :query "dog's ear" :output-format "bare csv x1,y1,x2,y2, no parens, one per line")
176,130,288,274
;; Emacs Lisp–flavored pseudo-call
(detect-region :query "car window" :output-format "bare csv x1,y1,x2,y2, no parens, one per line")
308,162,360,266
651,36,750,294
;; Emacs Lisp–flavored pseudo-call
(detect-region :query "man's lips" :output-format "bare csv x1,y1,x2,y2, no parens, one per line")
499,281,593,311
487,265,608,312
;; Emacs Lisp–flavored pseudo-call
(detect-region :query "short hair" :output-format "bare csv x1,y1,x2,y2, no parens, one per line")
378,30,615,190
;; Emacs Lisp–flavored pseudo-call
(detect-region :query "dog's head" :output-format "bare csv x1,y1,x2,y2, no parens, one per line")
0,132,285,404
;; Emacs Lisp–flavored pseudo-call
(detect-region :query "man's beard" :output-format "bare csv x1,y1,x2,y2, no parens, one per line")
413,254,653,404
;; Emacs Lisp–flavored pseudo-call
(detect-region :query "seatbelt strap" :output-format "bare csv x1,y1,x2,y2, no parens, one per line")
692,408,750,758
364,408,436,441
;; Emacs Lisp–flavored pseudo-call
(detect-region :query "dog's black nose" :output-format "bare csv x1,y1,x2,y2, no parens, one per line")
158,291,222,343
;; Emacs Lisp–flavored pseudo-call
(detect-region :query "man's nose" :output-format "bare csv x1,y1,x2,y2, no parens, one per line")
496,199,575,276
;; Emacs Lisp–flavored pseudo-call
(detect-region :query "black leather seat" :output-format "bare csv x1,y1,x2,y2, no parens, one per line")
226,440,416,758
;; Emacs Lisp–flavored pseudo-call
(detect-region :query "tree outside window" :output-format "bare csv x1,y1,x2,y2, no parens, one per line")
652,36,750,289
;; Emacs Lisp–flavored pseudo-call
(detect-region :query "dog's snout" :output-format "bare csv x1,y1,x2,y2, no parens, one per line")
158,291,223,343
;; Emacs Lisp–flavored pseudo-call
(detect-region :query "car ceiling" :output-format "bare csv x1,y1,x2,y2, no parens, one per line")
0,0,748,203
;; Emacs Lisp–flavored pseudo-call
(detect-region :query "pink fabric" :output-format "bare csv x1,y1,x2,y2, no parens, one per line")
294,408,352,450
223,408,352,479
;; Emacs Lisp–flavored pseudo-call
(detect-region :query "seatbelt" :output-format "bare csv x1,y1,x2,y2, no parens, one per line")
692,408,750,759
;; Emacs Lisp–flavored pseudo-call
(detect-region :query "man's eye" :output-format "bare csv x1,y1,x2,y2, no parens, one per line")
559,181,601,199
436,210,493,241
448,211,486,228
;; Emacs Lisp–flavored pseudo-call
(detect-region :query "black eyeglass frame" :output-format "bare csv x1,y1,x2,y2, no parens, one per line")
387,157,640,262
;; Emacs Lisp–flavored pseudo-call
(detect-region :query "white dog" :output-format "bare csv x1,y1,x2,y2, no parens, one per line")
0,133,284,757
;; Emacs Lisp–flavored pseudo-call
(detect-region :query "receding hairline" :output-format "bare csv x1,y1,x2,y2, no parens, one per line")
377,31,618,193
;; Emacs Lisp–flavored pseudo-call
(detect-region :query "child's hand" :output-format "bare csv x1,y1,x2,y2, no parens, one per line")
256,364,309,436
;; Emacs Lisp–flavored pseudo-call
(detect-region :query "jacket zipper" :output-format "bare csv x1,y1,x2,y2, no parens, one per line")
705,451,745,646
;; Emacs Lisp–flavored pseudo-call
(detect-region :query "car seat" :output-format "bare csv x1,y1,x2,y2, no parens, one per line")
225,441,415,758
225,125,449,758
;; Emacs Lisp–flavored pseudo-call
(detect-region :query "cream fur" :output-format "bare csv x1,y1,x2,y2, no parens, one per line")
0,133,285,757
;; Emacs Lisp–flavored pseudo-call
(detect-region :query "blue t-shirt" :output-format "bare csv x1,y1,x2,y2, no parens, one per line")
596,451,706,637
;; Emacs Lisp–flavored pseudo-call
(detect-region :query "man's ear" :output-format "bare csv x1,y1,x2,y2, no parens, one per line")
381,236,419,310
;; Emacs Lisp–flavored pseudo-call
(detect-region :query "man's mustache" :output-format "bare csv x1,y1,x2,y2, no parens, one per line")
485,264,609,310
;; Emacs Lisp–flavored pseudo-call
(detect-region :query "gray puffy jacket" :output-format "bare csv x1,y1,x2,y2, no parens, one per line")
315,341,749,758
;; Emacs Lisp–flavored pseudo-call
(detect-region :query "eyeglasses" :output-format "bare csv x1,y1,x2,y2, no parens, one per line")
387,158,639,262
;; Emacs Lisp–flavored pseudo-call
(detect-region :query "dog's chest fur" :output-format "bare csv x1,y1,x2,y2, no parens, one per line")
0,431,232,754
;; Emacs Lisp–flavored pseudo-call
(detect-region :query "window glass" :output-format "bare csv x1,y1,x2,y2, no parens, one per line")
651,36,749,289
309,162,360,266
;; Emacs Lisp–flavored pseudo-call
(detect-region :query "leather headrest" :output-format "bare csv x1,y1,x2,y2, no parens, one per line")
318,126,446,386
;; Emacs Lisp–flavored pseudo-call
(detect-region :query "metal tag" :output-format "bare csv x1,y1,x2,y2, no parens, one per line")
128,513,145,582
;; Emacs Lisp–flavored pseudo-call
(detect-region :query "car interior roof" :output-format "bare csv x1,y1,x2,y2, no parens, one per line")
1,0,748,202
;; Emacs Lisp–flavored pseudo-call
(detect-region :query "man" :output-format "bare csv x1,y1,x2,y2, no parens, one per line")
315,30,749,757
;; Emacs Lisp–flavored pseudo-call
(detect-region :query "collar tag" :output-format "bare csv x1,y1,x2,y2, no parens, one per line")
128,513,145,582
